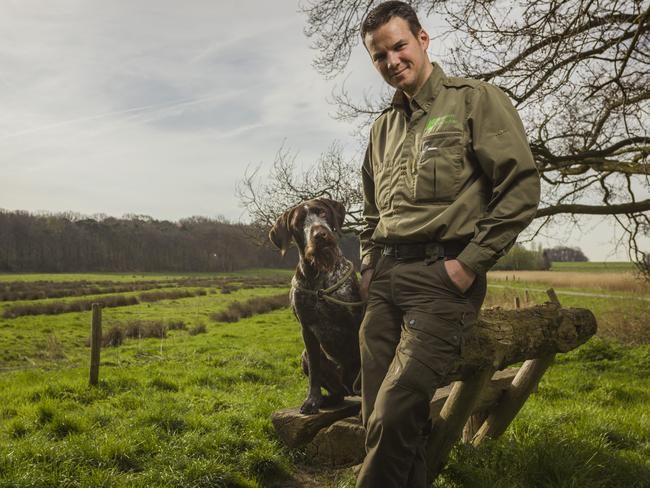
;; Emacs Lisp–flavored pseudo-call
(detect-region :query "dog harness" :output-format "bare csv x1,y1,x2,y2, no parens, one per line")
293,259,366,307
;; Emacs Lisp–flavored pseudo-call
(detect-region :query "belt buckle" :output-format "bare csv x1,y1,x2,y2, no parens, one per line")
424,243,442,264
383,245,395,257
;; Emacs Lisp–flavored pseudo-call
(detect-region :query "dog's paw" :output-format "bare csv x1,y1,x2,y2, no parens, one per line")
300,395,322,415
321,393,345,408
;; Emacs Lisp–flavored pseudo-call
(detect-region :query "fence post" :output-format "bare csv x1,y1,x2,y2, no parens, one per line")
89,303,102,386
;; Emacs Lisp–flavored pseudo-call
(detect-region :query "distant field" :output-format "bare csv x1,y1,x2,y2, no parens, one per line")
550,261,636,272
0,268,294,283
0,269,648,486
489,260,648,295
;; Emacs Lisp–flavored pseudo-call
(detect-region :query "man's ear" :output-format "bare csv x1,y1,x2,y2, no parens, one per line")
418,28,430,51
319,198,346,232
269,207,297,256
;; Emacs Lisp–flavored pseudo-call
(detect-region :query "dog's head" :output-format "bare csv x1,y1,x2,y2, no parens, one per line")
269,198,346,273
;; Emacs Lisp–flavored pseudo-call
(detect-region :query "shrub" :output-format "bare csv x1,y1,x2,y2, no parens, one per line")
211,294,289,323
189,323,207,336
166,320,186,330
123,320,166,340
2,295,139,318
102,326,124,347
492,244,549,271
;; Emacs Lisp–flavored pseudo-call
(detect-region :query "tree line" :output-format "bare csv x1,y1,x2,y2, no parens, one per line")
0,208,589,273
0,210,295,273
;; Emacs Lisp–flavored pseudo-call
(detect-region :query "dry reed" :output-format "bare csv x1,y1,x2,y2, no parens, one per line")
487,271,650,294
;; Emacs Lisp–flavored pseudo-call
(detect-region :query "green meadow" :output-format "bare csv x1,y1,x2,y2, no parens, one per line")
0,269,648,487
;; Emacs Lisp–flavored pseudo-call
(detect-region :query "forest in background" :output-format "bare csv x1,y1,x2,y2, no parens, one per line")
0,209,590,273
0,209,365,273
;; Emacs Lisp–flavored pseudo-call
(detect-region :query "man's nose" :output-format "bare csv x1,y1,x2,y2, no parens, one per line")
386,51,400,70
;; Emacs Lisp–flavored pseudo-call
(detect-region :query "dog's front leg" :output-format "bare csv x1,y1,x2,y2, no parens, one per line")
300,325,323,414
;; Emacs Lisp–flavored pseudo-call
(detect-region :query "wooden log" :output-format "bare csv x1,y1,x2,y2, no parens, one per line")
89,303,102,387
453,304,596,378
426,368,495,479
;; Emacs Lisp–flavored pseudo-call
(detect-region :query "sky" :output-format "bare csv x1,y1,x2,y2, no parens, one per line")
0,0,646,262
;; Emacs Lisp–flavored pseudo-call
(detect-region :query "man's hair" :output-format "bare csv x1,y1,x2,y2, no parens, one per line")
360,1,422,41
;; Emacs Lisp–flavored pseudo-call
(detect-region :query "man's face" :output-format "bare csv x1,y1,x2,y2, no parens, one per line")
364,16,431,97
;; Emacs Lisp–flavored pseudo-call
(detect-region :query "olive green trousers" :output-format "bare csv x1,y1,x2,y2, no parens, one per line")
356,255,487,488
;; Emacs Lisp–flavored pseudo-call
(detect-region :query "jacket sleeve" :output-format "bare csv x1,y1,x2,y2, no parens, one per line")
456,83,541,275
359,140,382,273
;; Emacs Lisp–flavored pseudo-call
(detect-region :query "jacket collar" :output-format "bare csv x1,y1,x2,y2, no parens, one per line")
391,62,445,114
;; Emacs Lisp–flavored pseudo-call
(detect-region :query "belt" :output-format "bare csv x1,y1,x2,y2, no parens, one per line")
381,241,467,261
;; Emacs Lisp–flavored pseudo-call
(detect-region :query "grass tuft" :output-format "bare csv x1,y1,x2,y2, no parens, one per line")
148,377,179,392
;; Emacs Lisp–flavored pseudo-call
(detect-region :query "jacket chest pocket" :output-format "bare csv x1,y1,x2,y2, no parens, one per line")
412,132,463,203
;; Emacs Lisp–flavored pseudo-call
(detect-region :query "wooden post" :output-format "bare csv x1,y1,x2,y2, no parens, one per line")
546,287,561,306
426,368,495,479
471,289,562,445
514,296,521,309
89,303,102,386
524,289,530,304
471,354,554,445
462,411,487,443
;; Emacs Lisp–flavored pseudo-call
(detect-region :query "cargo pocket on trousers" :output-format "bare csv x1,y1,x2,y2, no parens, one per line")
386,309,465,396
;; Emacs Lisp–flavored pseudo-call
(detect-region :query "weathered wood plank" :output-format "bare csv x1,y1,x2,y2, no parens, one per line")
426,368,495,479
472,355,555,445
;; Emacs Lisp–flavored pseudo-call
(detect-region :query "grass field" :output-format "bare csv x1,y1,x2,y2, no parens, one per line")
0,267,648,487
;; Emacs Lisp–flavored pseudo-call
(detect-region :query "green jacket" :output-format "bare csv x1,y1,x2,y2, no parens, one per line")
360,63,540,275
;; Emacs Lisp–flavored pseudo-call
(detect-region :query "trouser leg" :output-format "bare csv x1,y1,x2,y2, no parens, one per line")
357,258,487,488
357,307,460,488
358,258,402,426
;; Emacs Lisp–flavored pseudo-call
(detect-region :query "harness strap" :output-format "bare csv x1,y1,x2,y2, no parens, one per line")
293,259,366,307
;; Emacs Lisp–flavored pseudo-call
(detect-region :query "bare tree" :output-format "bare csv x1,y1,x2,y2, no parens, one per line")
240,0,650,276
237,141,364,233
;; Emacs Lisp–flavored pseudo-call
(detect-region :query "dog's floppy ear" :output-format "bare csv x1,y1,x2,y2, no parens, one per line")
319,198,346,232
269,207,297,256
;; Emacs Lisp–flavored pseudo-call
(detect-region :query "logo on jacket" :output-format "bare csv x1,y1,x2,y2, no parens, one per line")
424,114,460,134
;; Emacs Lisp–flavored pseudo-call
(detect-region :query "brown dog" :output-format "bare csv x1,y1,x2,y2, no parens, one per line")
269,198,363,414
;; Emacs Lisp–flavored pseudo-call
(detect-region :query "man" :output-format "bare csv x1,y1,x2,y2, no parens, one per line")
356,2,540,486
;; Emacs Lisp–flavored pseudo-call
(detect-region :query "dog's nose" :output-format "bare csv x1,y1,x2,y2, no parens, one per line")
313,227,328,239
